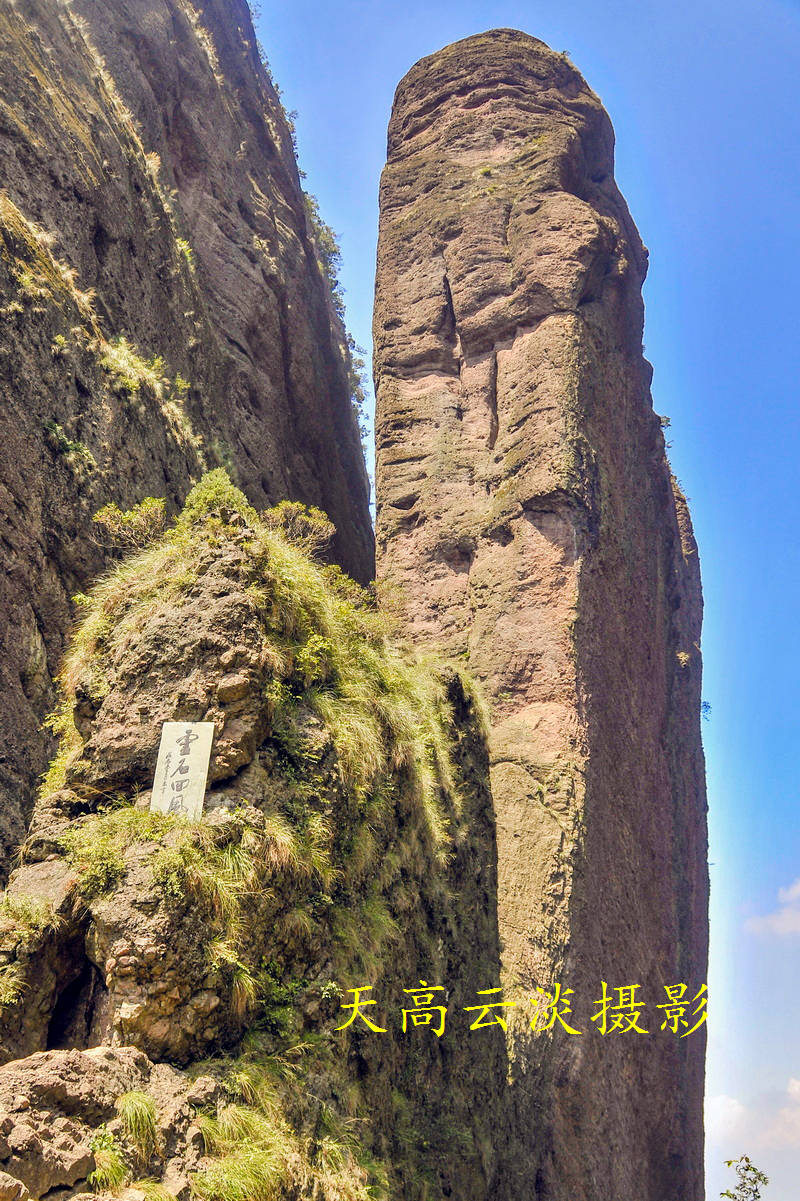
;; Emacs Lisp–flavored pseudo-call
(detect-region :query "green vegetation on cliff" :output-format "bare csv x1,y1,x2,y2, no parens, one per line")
0,470,498,1199
40,473,467,1016
48,470,457,842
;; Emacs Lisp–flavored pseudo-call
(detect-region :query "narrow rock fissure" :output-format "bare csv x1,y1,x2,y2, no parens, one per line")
486,349,499,449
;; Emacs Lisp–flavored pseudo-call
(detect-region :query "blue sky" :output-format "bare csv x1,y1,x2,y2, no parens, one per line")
255,1,800,1194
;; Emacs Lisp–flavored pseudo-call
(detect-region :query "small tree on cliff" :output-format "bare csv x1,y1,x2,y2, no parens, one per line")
721,1156,769,1199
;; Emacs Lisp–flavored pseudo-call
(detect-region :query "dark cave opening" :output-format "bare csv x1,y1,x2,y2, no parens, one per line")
46,960,105,1051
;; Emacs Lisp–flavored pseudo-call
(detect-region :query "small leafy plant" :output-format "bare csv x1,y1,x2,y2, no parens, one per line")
42,420,95,465
721,1156,769,1200
0,963,25,1009
176,238,195,270
88,1126,126,1193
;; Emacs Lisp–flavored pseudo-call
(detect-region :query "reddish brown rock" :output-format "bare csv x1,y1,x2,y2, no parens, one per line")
0,1046,205,1199
374,29,708,1199
0,0,371,877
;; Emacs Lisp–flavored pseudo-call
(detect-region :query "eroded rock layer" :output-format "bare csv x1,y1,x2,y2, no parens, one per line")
0,0,371,878
374,29,708,1199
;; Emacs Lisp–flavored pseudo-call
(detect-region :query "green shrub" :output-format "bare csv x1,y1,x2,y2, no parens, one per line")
92,497,167,551
176,468,258,529
252,960,302,1039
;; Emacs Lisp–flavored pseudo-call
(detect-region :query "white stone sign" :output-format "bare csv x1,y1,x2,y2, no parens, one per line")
150,721,215,822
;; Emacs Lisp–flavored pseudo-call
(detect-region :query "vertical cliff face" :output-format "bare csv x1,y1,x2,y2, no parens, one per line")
374,29,708,1199
0,0,371,877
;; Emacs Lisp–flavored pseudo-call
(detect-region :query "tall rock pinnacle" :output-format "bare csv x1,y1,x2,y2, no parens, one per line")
374,29,709,1198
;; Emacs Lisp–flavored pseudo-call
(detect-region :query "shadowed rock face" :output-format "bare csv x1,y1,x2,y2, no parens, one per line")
374,29,708,1199
0,0,371,878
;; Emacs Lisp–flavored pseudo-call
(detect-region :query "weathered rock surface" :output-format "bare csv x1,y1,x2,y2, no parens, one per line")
0,0,371,880
0,1046,208,1199
374,29,708,1199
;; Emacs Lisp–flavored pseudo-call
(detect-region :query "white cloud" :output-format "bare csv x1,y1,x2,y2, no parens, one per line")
779,879,800,904
746,878,800,935
707,1082,800,1150
760,1080,800,1148
706,1094,748,1142
762,1105,800,1147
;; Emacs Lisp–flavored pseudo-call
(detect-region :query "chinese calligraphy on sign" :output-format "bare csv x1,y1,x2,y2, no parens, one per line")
150,721,214,821
333,980,708,1039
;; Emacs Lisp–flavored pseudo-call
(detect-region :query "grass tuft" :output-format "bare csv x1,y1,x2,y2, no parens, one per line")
132,1182,178,1201
0,963,26,1009
191,1145,282,1201
190,1056,388,1201
117,1090,158,1163
63,808,179,902
100,335,166,395
0,892,59,942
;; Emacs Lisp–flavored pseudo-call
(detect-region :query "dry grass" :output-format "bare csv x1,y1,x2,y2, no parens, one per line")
190,1044,389,1201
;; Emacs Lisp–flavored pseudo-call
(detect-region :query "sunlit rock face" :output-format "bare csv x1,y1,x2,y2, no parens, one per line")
374,28,708,1199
